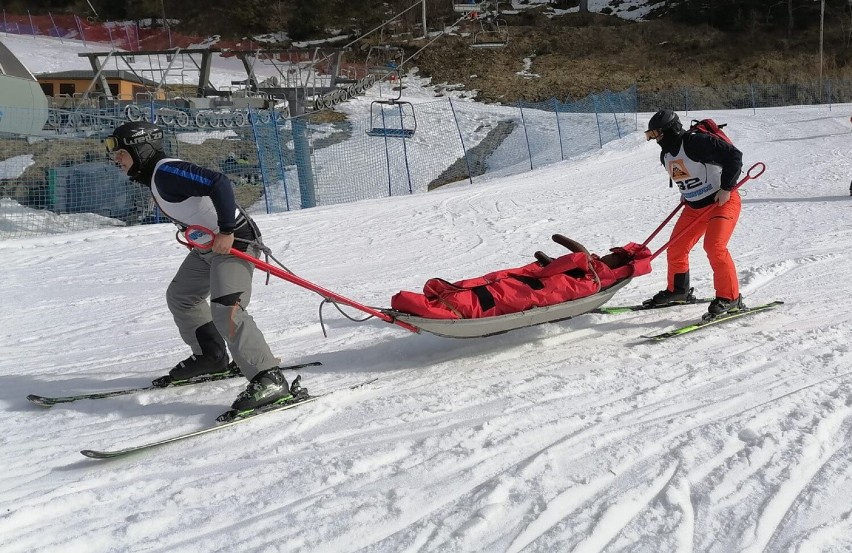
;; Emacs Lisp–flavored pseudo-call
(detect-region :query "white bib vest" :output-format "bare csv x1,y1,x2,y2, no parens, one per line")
664,144,723,203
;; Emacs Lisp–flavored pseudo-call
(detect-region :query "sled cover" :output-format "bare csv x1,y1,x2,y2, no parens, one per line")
391,242,651,320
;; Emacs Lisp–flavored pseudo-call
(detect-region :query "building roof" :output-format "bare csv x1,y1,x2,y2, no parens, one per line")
34,70,159,86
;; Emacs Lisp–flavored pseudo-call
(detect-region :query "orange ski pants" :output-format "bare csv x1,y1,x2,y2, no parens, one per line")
666,190,741,300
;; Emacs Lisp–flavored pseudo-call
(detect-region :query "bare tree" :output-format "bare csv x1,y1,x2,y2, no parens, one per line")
848,0,852,47
788,0,794,38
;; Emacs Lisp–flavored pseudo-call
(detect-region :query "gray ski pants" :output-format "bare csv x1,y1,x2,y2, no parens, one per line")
166,247,278,380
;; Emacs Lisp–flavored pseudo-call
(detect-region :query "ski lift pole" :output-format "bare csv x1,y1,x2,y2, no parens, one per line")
48,12,63,44
247,106,272,214
395,100,414,194
86,0,100,20
183,226,420,333
378,106,393,195
649,162,765,261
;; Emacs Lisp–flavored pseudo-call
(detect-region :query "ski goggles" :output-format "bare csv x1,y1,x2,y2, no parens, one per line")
644,129,663,141
104,136,120,153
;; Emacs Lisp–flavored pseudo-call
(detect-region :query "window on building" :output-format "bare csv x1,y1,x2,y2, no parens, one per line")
39,82,54,96
59,83,75,96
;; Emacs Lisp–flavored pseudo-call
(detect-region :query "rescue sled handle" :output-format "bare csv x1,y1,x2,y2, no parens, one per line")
641,202,684,249
183,226,421,334
648,162,765,261
741,162,766,182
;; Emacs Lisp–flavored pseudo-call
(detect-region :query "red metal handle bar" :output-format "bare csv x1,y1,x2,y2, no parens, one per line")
184,226,420,334
737,161,765,185
641,201,684,249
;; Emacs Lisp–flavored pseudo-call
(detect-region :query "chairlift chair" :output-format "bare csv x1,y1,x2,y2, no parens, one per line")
366,71,416,138
367,100,417,138
365,45,405,77
452,0,484,13
471,16,509,48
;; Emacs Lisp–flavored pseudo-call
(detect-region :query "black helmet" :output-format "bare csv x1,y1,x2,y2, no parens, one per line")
105,121,165,178
645,110,683,141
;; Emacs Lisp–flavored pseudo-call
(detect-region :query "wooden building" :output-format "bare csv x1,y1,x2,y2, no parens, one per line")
35,70,166,102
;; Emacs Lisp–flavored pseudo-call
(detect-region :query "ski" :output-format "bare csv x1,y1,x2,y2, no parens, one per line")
80,377,378,460
27,361,322,407
592,288,713,314
592,297,714,315
642,300,784,341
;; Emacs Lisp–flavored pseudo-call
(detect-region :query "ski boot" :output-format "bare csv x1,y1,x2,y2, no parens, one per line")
230,368,307,412
160,321,231,384
703,295,745,320
642,272,693,308
642,287,696,308
152,357,237,388
169,351,231,380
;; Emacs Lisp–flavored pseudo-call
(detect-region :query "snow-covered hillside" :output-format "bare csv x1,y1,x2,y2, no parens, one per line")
2,33,852,553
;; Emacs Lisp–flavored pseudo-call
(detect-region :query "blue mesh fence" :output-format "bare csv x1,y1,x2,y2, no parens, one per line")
2,79,847,238
638,80,852,113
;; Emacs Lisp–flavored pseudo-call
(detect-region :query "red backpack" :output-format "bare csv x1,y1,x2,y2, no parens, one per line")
660,118,736,186
687,118,734,146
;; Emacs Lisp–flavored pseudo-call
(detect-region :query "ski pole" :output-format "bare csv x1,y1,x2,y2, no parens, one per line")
649,162,765,261
183,226,421,334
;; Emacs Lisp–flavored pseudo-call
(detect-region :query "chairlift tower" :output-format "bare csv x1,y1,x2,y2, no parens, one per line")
232,47,350,116
231,47,355,209
79,48,220,100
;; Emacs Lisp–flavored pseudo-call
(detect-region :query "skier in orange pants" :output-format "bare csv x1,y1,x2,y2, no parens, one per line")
642,110,745,317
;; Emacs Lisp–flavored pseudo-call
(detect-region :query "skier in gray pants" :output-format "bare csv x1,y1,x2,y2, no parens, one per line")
105,121,296,412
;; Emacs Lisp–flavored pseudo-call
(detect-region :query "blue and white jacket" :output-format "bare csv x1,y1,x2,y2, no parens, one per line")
149,158,257,250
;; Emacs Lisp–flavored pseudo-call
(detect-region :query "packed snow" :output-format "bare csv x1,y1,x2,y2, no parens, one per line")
2,31,852,553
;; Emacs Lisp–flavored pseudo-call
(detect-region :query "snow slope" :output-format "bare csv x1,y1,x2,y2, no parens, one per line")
2,34,852,553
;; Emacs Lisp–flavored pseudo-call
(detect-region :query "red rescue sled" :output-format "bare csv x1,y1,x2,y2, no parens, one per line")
384,236,651,337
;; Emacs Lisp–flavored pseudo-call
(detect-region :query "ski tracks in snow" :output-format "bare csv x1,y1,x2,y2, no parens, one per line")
230,315,852,553
6,107,852,552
